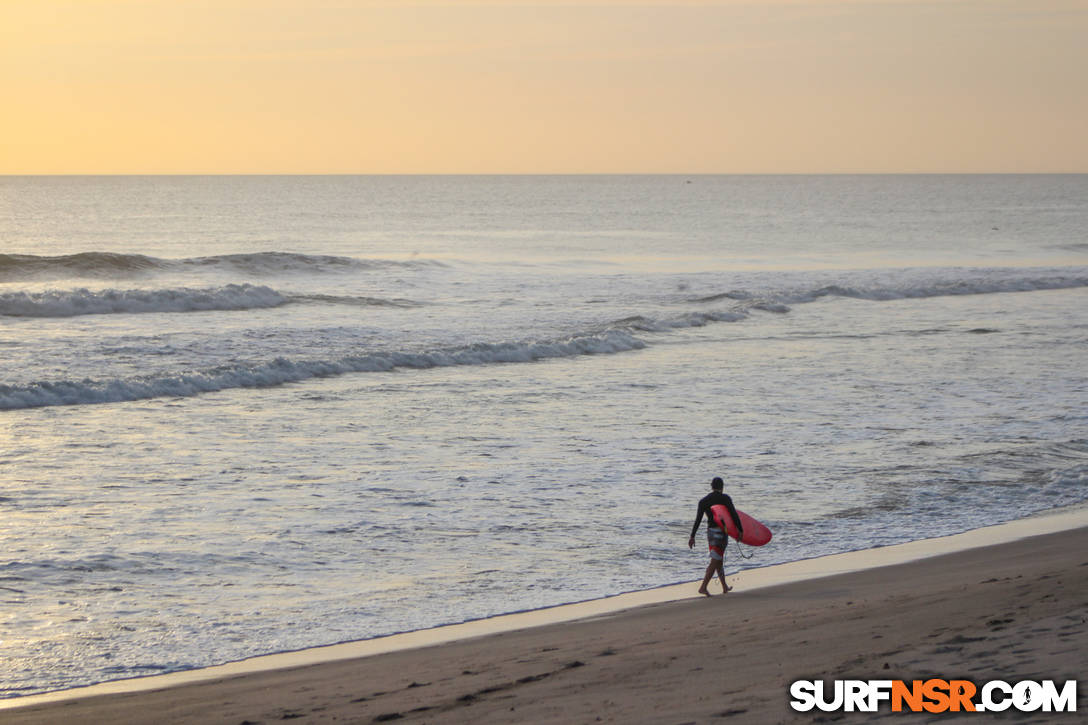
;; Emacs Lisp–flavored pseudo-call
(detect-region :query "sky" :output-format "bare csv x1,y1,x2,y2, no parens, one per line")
2,0,1086,174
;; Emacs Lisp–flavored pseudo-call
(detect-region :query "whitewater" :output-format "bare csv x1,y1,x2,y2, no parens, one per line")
1,174,1086,697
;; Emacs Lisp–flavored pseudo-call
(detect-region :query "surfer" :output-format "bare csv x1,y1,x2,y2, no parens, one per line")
688,477,743,596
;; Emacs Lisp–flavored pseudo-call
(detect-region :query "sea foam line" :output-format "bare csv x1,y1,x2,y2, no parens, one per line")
0,330,648,410
0,285,288,317
1,303,765,408
0,286,424,318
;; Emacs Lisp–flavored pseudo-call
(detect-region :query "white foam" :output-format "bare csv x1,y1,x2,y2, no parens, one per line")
0,330,647,409
0,285,288,317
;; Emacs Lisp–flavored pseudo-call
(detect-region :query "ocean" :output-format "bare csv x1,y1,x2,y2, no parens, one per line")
1,174,1086,697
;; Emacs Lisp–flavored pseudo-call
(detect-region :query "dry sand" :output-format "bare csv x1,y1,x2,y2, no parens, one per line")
3,527,1086,724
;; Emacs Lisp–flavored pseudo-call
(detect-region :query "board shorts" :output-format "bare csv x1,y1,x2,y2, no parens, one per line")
707,526,726,561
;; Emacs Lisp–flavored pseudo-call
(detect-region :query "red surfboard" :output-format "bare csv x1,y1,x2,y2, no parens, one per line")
710,505,772,546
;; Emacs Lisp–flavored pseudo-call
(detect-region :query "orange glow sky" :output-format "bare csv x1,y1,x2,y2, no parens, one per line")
2,0,1086,174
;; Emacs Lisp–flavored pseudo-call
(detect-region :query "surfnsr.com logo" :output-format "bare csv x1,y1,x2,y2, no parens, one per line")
790,679,1077,713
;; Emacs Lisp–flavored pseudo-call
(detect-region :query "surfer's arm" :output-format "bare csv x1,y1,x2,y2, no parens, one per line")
689,501,707,540
725,499,744,538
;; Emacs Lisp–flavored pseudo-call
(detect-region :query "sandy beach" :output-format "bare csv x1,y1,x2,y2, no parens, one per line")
3,523,1085,724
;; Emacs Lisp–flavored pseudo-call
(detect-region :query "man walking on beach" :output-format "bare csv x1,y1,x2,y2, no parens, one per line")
688,477,743,596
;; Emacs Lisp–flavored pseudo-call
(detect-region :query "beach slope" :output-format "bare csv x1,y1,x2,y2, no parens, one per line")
4,528,1086,724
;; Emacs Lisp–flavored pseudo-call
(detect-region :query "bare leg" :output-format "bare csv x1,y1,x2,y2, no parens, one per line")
715,561,731,593
697,561,716,596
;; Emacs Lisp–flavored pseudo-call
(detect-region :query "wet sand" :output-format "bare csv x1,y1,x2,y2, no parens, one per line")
3,520,1086,724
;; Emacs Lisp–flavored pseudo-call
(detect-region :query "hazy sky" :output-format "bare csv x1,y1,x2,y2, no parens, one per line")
3,0,1086,174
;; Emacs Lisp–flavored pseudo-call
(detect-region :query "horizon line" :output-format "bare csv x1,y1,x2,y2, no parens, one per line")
4,171,1087,178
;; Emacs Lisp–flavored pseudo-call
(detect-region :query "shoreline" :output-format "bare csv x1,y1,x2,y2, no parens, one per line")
2,503,1086,719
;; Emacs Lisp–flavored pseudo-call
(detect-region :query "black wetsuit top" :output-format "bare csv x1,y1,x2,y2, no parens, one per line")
690,491,743,540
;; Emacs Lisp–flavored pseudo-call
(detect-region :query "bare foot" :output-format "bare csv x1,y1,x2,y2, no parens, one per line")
721,582,732,593
697,587,711,597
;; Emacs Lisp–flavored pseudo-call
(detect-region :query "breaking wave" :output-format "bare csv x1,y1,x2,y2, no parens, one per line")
0,251,445,281
0,330,647,410
0,286,427,317
0,285,288,317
